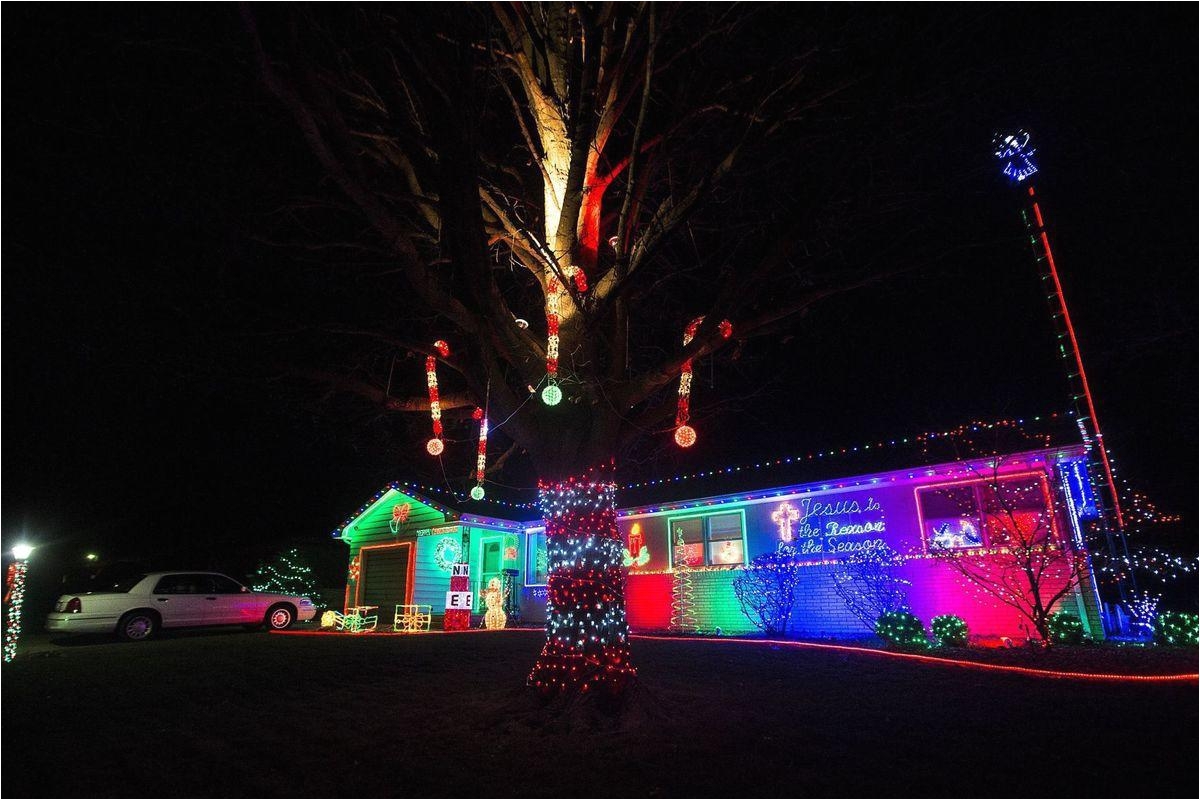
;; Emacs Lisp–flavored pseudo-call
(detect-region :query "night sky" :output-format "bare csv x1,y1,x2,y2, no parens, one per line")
4,6,1195,605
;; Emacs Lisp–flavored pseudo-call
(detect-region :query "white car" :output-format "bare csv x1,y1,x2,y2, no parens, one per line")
45,571,317,641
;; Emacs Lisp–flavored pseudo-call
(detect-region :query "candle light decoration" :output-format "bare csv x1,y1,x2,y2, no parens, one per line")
674,316,732,448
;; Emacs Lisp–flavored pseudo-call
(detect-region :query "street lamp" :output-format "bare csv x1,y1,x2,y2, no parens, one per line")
5,543,33,663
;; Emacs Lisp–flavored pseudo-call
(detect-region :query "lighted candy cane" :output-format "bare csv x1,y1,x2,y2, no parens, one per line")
424,340,450,455
542,267,587,406
470,407,488,500
674,316,732,448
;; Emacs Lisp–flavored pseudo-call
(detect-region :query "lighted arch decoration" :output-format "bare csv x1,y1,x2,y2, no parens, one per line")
433,537,463,572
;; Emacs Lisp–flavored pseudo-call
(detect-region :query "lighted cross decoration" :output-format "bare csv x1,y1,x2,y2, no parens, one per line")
772,502,801,543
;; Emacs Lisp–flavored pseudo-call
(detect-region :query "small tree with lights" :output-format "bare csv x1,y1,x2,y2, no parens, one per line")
252,548,324,609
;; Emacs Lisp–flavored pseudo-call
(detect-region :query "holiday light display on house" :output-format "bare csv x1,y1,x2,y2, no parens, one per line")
328,428,1108,644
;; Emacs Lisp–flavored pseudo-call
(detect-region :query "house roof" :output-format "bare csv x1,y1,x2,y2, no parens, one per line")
331,413,1084,534
330,481,541,539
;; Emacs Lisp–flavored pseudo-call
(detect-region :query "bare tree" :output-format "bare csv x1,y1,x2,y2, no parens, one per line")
928,462,1091,643
243,3,935,693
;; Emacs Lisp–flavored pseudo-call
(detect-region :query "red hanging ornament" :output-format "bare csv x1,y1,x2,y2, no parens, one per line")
424,341,449,455
674,316,731,448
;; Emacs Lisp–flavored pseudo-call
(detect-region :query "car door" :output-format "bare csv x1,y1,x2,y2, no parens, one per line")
150,574,211,627
207,574,261,624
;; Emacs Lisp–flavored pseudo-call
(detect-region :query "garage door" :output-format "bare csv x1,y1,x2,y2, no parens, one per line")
361,546,411,618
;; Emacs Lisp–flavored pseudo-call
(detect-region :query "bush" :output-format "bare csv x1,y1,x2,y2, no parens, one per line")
931,614,969,647
1155,611,1199,647
875,610,928,648
733,544,803,636
1047,612,1084,645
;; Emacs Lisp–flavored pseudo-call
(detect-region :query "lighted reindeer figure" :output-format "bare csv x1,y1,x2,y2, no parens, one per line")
482,577,508,630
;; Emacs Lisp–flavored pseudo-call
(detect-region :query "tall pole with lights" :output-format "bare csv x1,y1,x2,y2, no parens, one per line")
4,544,33,663
992,130,1133,602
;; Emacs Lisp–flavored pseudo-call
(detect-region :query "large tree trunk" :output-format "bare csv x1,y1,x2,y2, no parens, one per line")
527,460,636,694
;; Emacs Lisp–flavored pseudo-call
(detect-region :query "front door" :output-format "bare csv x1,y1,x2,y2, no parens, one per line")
478,539,503,611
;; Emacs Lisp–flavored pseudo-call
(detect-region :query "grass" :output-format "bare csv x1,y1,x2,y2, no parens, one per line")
3,628,1196,797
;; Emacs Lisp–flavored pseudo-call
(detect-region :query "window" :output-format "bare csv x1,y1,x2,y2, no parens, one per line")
918,485,984,549
525,529,548,585
981,477,1054,546
670,512,746,567
210,574,247,594
918,474,1056,550
152,574,209,594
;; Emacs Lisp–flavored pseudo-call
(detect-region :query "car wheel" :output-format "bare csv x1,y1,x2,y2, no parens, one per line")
117,610,157,642
266,604,294,631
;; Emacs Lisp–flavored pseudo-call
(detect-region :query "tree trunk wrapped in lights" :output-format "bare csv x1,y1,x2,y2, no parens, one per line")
529,462,635,694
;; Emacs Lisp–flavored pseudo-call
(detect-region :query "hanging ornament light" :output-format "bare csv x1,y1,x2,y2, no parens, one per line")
470,406,488,500
424,340,450,455
542,267,587,406
674,316,732,448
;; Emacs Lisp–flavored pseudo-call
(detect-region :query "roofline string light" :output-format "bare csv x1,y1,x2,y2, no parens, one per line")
424,340,451,456
331,413,1082,530
674,316,732,448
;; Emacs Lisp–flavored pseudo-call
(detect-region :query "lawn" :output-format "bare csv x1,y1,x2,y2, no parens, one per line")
2,629,1196,797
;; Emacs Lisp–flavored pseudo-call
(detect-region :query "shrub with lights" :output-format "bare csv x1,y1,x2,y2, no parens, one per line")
930,614,969,647
831,540,911,631
875,610,928,649
733,544,802,636
1046,612,1085,645
1154,611,1199,647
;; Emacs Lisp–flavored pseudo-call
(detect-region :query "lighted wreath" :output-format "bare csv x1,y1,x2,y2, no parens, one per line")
433,537,462,571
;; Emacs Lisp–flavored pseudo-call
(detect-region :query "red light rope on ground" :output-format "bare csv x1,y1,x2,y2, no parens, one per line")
631,633,1197,683
269,628,1196,683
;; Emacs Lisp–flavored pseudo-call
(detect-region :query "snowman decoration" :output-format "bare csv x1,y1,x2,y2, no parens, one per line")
482,577,508,630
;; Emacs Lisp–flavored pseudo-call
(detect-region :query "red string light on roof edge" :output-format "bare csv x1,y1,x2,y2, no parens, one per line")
674,316,732,448
424,340,450,456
